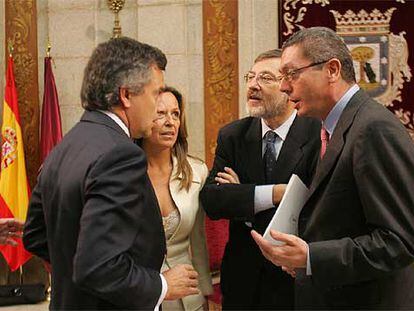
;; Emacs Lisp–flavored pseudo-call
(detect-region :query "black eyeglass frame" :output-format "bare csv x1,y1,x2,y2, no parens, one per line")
276,59,330,83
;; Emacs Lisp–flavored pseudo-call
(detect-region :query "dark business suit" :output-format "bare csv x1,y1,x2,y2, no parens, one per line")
200,115,320,309
297,89,414,309
24,110,166,310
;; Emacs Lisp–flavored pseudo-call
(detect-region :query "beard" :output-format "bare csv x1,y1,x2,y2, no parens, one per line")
246,92,289,119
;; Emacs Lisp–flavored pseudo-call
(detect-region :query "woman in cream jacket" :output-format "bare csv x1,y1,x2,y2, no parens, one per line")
141,86,213,311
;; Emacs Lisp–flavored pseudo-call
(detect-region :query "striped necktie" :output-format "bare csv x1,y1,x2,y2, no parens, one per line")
263,130,278,183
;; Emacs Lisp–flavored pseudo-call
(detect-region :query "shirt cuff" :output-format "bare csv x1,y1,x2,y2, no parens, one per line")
306,245,312,276
254,185,275,214
155,273,168,311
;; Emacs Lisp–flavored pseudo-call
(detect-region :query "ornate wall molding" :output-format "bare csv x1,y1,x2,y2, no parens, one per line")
203,0,238,167
5,0,40,188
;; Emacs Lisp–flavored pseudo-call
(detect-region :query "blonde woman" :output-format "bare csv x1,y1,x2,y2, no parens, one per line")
141,86,213,311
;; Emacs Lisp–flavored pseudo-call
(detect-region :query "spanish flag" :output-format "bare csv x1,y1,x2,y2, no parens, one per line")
0,55,32,270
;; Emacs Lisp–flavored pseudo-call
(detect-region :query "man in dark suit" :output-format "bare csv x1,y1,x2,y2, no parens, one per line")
23,37,199,310
200,49,320,310
252,27,414,309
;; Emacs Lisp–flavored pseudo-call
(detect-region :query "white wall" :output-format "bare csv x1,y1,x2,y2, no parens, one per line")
238,0,279,118
21,0,281,159
37,0,205,158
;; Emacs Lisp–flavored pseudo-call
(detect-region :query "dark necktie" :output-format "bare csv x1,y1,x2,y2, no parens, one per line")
320,127,329,159
263,130,278,183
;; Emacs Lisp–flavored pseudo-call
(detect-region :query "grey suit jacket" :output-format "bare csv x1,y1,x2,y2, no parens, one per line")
297,89,414,309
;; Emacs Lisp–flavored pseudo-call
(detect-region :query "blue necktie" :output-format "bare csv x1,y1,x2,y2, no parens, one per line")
263,130,278,183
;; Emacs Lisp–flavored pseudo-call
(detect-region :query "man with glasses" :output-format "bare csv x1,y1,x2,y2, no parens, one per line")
200,49,320,310
252,27,414,309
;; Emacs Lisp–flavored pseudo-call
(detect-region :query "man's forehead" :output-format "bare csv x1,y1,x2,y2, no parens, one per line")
250,57,281,73
280,46,305,69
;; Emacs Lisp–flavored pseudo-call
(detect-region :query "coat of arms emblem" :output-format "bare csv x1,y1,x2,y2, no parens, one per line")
1,127,18,170
330,8,412,138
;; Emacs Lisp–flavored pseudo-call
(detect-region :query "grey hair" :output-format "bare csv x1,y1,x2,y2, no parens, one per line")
254,49,282,63
282,27,356,83
81,37,167,111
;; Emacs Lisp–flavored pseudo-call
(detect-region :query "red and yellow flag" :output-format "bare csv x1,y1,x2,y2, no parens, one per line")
0,55,32,270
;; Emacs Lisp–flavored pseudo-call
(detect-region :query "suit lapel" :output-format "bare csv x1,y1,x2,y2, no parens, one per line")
272,116,306,183
245,118,265,184
167,156,183,242
307,90,367,199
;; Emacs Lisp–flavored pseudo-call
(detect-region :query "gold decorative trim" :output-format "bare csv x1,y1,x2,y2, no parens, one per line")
376,31,412,107
283,0,330,36
5,0,40,189
203,0,238,167
330,8,395,35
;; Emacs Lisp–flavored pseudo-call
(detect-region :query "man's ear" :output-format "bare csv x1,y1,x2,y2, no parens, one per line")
119,87,131,108
327,58,341,83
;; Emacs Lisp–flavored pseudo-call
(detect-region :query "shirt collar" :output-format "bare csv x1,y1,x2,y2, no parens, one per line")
323,84,359,136
98,110,130,137
261,110,297,141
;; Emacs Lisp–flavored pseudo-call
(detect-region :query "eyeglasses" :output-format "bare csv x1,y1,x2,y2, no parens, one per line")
243,72,278,86
276,60,329,83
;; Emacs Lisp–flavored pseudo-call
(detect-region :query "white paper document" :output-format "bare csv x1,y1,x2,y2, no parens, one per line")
263,174,309,245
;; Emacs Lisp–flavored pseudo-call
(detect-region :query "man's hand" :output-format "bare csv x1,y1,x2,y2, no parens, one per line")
215,167,240,184
251,229,308,271
272,184,287,205
163,264,199,300
0,218,24,246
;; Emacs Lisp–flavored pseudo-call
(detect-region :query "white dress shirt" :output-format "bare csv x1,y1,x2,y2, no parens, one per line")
253,110,297,213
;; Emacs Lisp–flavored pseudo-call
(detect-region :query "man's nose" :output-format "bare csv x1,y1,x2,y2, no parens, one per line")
279,78,290,94
247,78,260,90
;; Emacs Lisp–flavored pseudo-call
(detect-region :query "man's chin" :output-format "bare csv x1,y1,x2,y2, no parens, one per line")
246,106,265,118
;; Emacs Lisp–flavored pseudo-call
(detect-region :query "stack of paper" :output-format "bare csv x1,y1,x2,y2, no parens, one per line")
263,174,309,245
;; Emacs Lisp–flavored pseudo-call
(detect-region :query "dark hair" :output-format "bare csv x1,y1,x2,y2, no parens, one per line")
161,86,195,192
254,49,282,63
81,37,167,111
282,27,356,83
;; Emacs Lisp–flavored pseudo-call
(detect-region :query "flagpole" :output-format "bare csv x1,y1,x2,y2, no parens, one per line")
7,39,13,57
47,37,51,58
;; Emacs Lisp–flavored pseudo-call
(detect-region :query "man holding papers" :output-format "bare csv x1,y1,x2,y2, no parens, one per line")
200,49,320,310
252,27,414,309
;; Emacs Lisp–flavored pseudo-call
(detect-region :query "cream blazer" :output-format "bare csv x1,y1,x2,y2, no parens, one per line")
161,156,213,311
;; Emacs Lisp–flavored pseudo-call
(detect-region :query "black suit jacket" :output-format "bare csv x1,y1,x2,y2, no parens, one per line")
23,111,166,310
297,90,414,309
200,115,320,309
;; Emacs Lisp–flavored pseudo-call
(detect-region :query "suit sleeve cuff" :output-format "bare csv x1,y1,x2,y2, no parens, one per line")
154,273,168,311
254,185,274,214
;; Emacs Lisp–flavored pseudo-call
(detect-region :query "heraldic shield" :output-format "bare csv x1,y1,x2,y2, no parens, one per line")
330,8,411,107
344,32,389,98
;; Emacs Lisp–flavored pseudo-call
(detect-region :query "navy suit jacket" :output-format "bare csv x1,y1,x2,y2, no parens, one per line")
24,111,166,310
